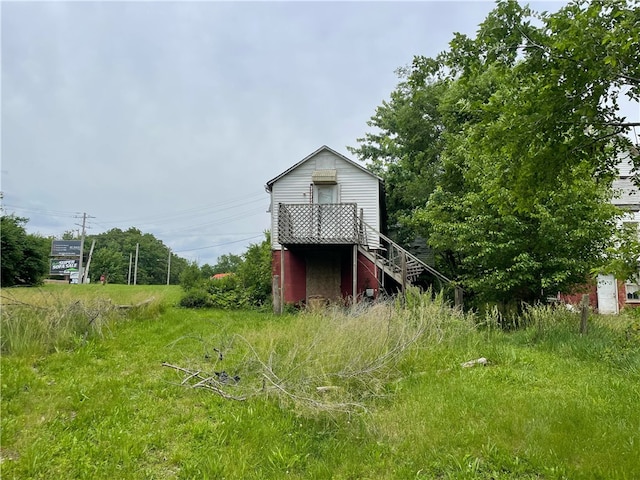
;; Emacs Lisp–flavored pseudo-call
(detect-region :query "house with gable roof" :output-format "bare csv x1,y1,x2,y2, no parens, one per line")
265,145,452,311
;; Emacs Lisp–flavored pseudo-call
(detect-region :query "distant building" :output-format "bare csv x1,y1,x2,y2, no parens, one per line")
597,147,640,313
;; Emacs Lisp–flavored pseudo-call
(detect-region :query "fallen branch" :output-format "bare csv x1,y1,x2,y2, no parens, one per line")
161,362,247,401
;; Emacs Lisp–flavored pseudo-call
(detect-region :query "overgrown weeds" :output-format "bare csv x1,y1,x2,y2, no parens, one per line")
0,289,165,356
166,292,476,416
2,287,640,478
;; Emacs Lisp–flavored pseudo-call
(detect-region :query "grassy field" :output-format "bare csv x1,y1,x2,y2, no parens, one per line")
1,285,639,479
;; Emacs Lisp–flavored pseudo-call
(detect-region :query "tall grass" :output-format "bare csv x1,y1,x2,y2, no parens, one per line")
2,286,639,478
164,292,477,417
0,286,170,356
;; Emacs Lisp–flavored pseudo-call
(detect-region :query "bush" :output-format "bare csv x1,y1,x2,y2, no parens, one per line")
179,288,212,309
179,233,272,310
179,262,205,290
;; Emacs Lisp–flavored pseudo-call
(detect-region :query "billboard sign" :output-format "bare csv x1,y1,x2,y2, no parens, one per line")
50,258,79,275
51,240,82,256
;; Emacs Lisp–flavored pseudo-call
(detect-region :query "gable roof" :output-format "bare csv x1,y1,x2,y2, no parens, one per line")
265,145,382,192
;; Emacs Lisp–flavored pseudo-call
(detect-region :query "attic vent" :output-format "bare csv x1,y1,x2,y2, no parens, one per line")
312,169,337,184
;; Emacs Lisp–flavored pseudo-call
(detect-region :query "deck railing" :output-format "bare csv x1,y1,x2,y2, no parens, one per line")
278,203,362,245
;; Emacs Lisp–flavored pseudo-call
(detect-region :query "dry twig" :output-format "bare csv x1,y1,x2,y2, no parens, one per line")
162,362,247,401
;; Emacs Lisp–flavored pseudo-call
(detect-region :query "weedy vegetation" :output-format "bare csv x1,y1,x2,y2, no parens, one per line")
1,285,639,479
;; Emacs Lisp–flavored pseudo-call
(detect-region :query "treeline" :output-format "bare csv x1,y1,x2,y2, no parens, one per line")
0,218,191,286
350,0,639,309
84,227,189,285
1,213,270,298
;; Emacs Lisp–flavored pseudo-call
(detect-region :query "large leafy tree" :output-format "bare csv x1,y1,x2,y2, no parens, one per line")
86,227,189,284
351,0,638,307
1,215,50,287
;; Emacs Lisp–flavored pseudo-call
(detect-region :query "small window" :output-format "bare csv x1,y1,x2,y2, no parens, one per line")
625,283,640,301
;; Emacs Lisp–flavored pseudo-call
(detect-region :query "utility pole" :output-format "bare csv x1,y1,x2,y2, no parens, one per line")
134,243,139,285
128,253,133,285
75,212,94,284
166,248,171,285
83,240,96,284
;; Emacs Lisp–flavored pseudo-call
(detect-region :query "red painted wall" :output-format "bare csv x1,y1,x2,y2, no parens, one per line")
273,249,380,305
271,250,306,304
561,279,640,313
340,252,379,300
560,284,598,309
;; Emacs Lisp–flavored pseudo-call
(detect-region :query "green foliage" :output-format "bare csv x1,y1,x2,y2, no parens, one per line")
178,287,212,308
1,214,50,287
236,233,272,307
212,253,243,275
204,274,247,309
179,261,205,290
86,227,189,285
597,222,640,282
180,233,272,310
352,0,638,307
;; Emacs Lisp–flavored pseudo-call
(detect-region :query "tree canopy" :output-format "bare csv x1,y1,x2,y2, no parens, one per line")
1,215,50,287
86,227,189,285
350,0,639,307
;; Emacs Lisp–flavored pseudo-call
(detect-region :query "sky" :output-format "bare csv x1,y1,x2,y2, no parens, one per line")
2,1,638,267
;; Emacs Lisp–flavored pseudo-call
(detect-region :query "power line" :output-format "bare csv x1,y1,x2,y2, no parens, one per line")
3,204,78,218
96,193,267,226
173,234,264,253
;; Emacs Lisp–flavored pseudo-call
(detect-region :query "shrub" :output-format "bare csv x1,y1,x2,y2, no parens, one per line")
178,288,212,309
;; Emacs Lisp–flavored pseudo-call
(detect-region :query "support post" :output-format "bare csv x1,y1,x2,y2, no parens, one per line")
273,275,281,314
455,286,464,309
352,244,358,305
401,251,407,295
83,240,96,284
78,213,87,284
280,245,285,314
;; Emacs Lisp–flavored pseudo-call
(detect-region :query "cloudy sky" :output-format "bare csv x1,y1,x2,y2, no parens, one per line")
2,1,637,266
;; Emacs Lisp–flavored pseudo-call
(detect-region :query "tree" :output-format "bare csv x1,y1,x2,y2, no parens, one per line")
1,215,50,287
236,233,272,307
348,73,447,242
179,232,273,309
211,253,243,275
352,0,638,307
85,227,189,284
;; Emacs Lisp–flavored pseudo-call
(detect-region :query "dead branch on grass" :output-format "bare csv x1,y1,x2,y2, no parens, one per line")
161,362,248,401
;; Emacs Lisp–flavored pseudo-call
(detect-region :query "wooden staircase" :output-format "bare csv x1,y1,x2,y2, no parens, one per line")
358,220,453,290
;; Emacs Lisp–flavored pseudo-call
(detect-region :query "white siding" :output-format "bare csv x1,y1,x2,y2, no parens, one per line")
612,149,640,211
616,150,635,178
270,150,381,249
612,177,640,207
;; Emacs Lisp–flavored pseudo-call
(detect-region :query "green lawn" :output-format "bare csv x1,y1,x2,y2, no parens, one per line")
1,286,639,479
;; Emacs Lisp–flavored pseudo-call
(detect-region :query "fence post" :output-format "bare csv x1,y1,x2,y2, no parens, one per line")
455,286,464,309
